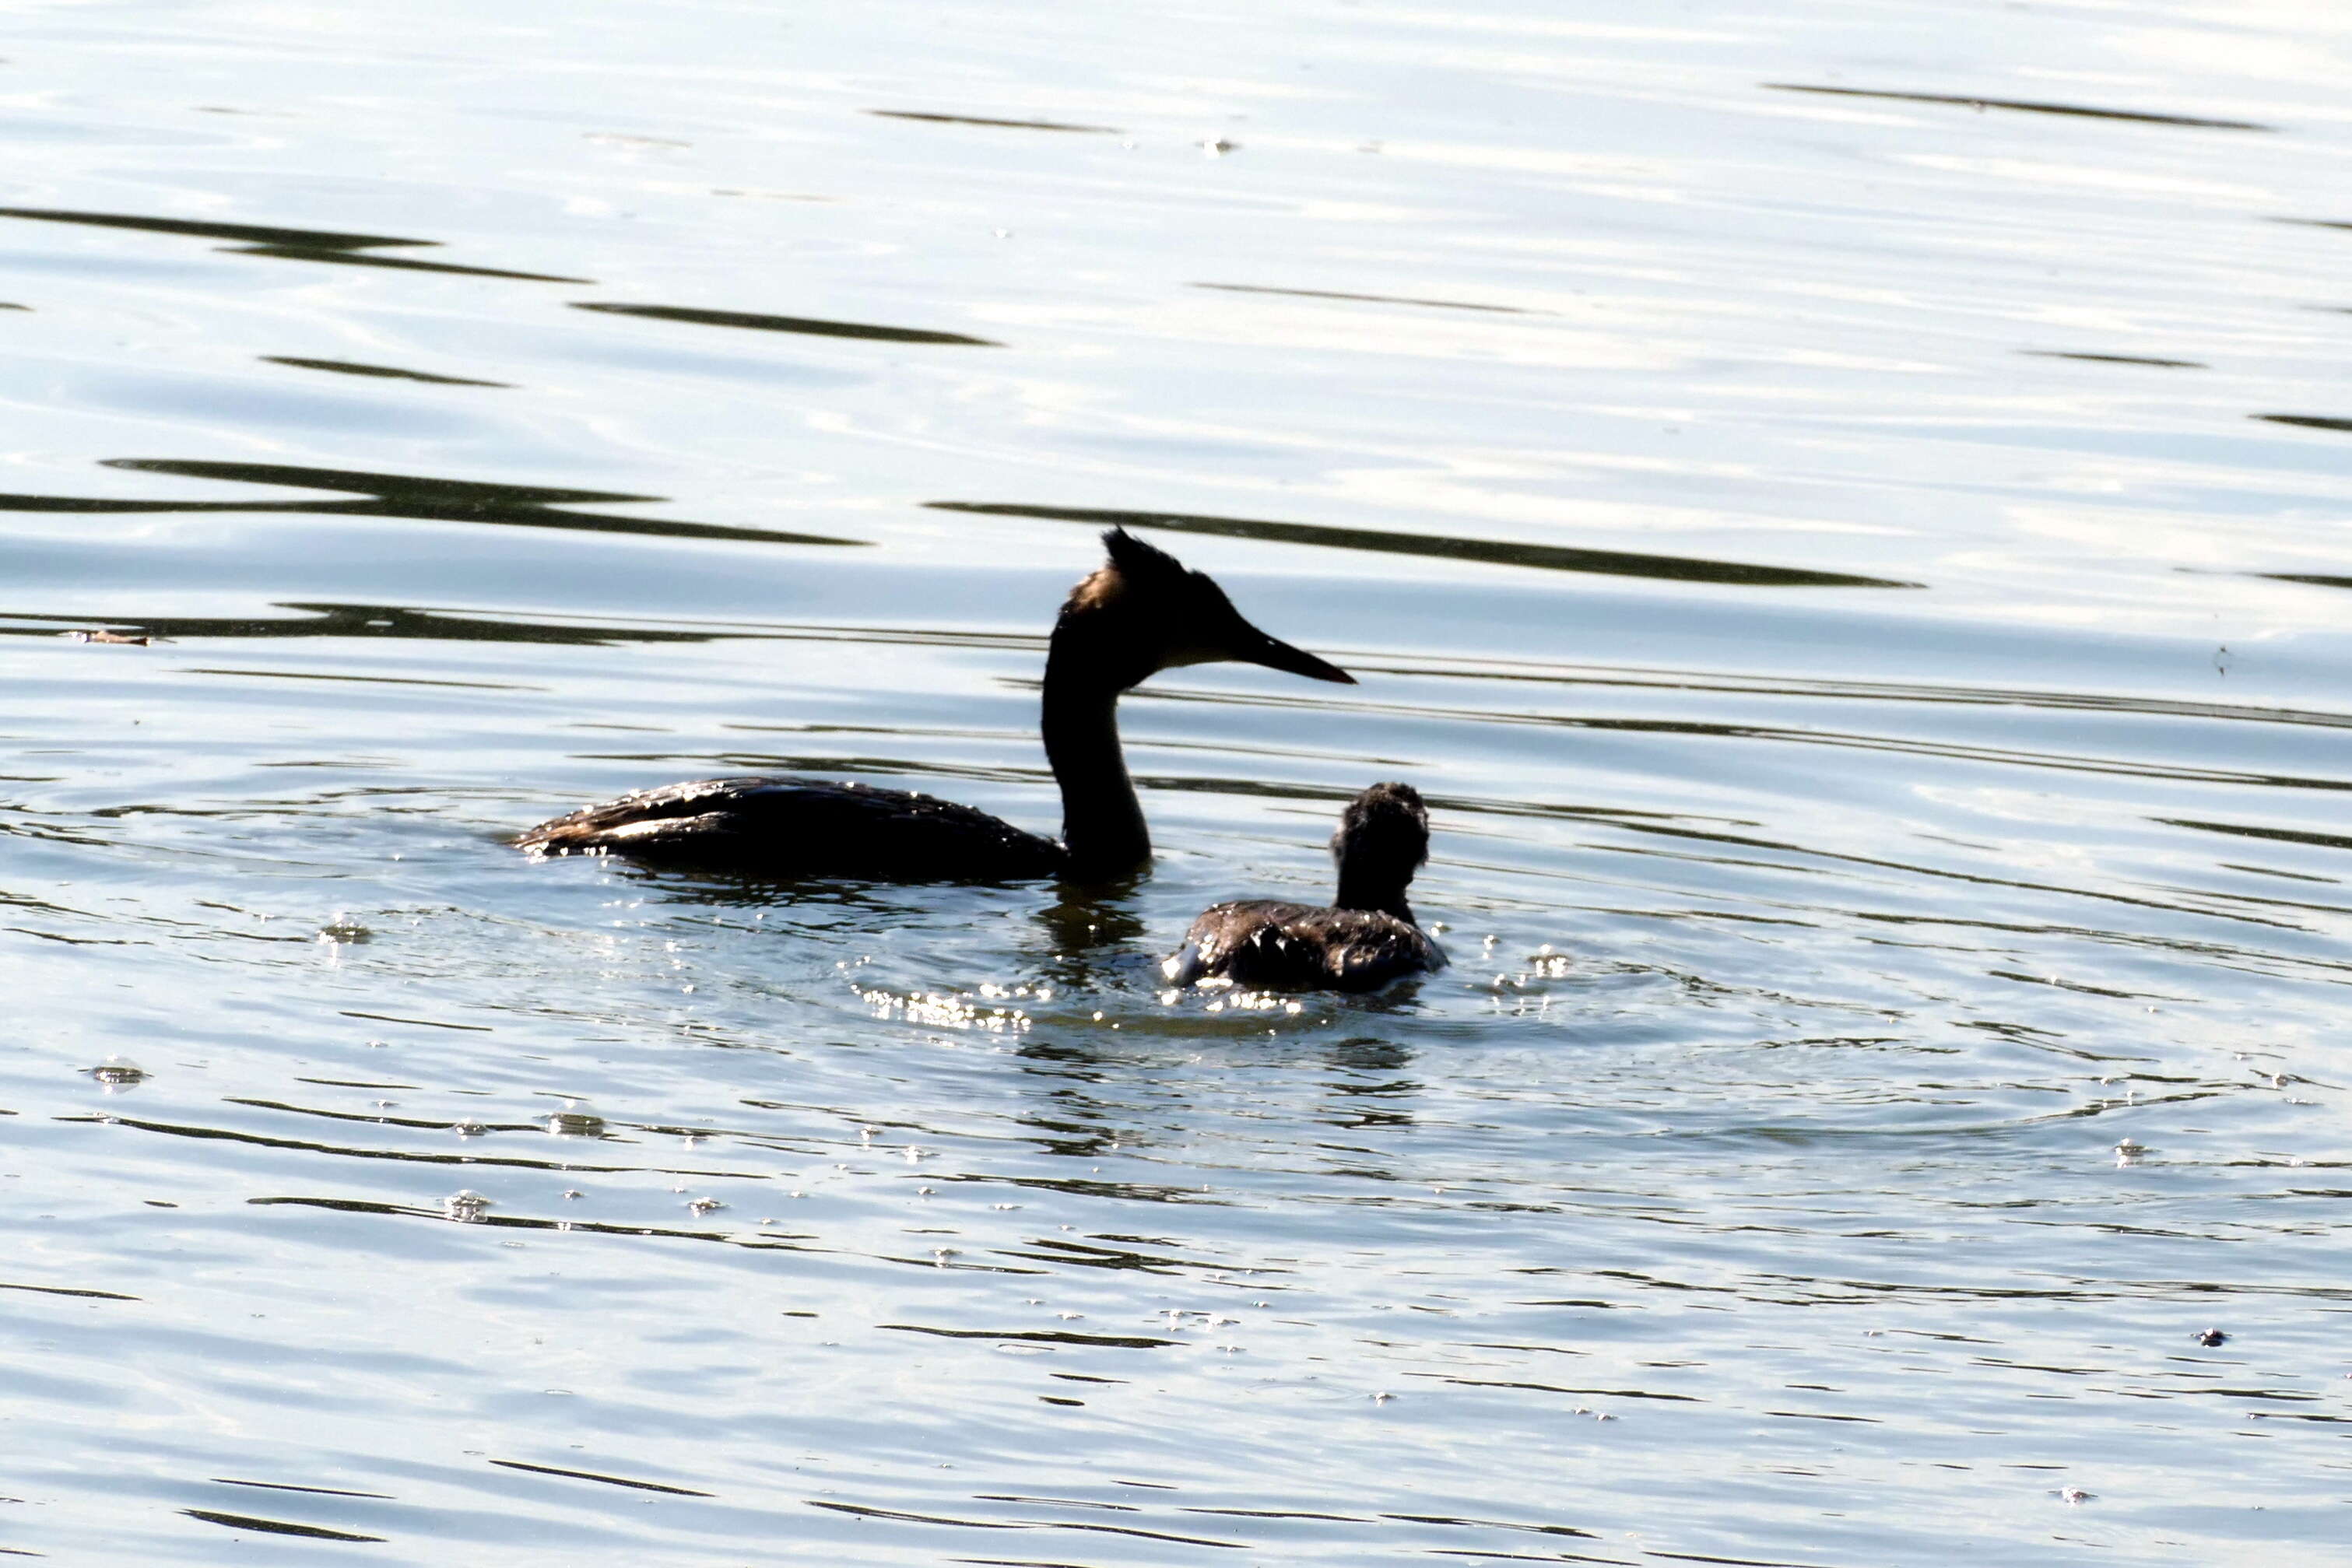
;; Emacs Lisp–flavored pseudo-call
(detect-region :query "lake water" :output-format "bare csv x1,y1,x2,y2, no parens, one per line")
4,0,2350,1562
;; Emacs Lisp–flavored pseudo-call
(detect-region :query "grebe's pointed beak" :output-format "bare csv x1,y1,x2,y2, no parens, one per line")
1235,625,1354,685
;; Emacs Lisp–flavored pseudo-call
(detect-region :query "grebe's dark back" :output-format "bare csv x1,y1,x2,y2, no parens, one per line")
1164,781,1447,992
515,529,1352,882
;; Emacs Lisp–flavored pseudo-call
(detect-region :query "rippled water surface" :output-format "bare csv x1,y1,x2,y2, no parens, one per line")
5,1,2352,1562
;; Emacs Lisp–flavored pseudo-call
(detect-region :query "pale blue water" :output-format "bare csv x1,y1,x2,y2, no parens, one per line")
3,1,2350,1563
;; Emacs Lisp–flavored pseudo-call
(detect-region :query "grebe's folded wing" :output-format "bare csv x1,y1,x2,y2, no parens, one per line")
1322,914,1447,991
1163,900,1308,985
1164,901,1444,992
515,777,1064,880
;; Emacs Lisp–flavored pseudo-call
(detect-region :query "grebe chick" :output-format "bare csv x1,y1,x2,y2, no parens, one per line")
515,529,1353,883
1164,781,1447,992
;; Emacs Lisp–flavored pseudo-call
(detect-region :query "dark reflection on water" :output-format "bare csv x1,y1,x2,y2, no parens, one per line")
211,1479,395,1501
2022,350,2206,370
0,205,590,282
0,603,1046,649
1192,282,1544,315
228,246,584,282
261,356,509,388
866,110,1118,133
609,865,1025,914
181,1509,384,1544
1004,1235,1227,1275
881,1323,1177,1348
812,1497,1248,1550
0,205,432,251
2254,414,2352,434
0,459,862,547
573,301,997,346
56,1110,737,1177
247,1196,766,1247
0,1279,140,1301
927,502,1918,588
1760,84,2273,131
2159,818,2352,854
488,1460,712,1497
1032,882,1148,991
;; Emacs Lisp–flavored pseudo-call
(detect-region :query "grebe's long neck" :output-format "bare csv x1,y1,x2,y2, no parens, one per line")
1042,637,1148,880
1334,861,1414,924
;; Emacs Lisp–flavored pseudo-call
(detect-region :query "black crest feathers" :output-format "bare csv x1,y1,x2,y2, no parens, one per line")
1101,526,1192,585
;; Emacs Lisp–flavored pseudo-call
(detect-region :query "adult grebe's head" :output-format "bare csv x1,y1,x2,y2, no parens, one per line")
1053,528,1354,692
1331,781,1430,920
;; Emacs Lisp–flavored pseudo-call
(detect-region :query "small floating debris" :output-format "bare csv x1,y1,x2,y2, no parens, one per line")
545,1102,606,1137
1199,136,1238,156
86,1055,149,1088
2194,1328,2228,1348
2113,1138,2147,1165
443,1190,493,1222
2058,1486,2094,1505
315,919,371,945
686,1195,725,1215
64,628,160,645
453,1119,487,1138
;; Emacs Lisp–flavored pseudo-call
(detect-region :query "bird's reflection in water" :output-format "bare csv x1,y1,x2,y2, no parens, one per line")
1030,876,1148,991
1327,1035,1412,1075
1323,1036,1420,1131
604,861,913,924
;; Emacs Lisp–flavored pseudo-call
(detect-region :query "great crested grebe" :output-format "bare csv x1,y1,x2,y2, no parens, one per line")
515,528,1353,882
1163,780,1447,992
